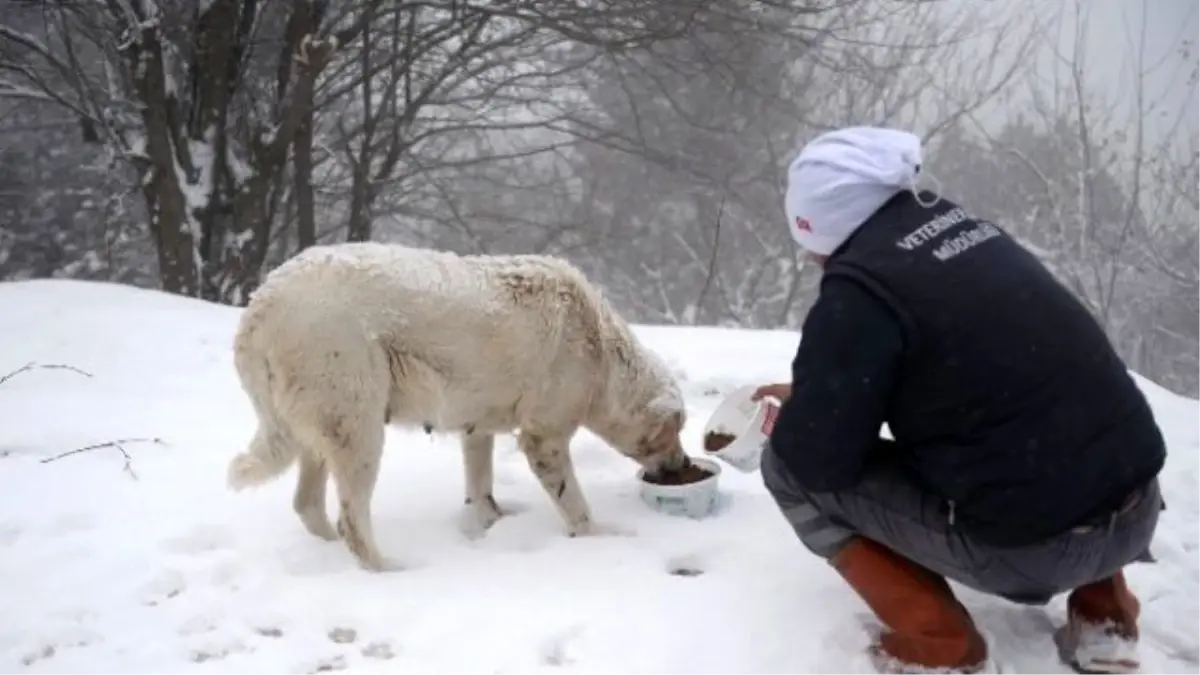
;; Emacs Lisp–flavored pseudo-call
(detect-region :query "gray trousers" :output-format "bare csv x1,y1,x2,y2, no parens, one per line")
761,444,1161,605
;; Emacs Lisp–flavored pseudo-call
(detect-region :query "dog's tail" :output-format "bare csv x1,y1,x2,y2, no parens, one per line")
227,323,299,491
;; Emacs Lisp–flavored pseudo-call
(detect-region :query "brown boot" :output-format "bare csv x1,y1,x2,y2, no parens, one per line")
1056,572,1140,673
833,537,988,674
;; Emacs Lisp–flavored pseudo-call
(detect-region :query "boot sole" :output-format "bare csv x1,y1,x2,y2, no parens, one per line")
1054,623,1139,674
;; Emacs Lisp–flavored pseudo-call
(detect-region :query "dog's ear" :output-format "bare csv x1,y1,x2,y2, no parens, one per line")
643,409,684,453
647,391,682,415
666,409,684,436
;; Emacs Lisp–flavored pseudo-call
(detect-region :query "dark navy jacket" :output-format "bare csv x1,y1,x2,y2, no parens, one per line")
768,190,1166,547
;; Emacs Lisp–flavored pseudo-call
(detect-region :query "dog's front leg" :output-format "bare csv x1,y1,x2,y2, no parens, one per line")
518,429,629,538
459,431,503,539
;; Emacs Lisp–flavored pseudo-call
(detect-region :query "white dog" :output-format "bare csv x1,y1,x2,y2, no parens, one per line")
226,242,688,571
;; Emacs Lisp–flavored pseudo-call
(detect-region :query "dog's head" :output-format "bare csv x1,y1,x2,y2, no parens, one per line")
588,341,690,472
633,405,688,473
595,391,688,474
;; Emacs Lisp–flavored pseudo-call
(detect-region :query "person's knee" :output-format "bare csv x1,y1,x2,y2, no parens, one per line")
761,444,857,559
764,476,854,558
761,442,808,504
791,510,856,560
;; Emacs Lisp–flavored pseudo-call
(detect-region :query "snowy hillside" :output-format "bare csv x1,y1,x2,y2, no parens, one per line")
0,279,1196,674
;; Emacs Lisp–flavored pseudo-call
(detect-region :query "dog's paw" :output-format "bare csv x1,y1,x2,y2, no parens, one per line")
357,555,405,573
568,520,635,538
458,504,502,541
299,510,338,542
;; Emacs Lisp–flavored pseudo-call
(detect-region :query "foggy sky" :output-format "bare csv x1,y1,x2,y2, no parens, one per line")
1064,0,1198,141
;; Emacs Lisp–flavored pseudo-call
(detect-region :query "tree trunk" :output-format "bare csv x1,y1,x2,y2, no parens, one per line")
131,23,199,296
346,164,372,242
294,110,317,250
209,4,332,305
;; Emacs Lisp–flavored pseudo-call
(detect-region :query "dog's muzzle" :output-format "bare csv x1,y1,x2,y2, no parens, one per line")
642,447,688,474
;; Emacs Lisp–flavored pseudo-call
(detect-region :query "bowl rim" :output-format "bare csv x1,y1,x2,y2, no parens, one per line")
636,455,722,491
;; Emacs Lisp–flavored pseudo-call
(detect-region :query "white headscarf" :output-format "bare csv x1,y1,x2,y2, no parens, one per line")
784,126,925,255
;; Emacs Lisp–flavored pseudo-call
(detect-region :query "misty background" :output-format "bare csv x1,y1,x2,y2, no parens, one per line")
2,0,1197,396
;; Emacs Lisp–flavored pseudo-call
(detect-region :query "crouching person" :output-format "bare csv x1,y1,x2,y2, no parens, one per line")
758,126,1166,674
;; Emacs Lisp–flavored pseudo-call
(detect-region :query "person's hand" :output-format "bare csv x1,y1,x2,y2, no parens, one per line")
750,382,791,403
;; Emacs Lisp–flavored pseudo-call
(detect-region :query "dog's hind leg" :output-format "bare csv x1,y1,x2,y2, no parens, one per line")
293,453,337,541
459,432,503,540
317,414,399,572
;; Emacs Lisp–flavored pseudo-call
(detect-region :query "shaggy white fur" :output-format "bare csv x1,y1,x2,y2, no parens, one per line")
226,242,688,572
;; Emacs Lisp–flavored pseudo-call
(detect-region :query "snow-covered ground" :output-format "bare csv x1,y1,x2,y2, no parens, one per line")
0,279,1196,674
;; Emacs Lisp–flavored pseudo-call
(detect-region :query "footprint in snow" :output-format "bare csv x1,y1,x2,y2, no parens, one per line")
136,568,186,606
361,641,397,660
323,627,398,661
188,641,251,664
20,644,56,667
207,558,244,591
308,655,348,673
178,614,220,636
665,554,706,577
254,626,285,639
539,625,584,667
18,626,103,667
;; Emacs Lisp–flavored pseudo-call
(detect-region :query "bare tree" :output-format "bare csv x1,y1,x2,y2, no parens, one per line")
3,0,1192,399
312,1,708,246
1119,115,1199,394
0,0,706,302
0,1,381,302
931,0,1199,394
0,99,150,284
557,0,1036,328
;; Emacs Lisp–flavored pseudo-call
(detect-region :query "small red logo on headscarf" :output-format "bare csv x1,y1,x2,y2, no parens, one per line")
794,216,812,232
